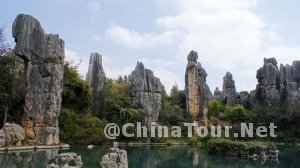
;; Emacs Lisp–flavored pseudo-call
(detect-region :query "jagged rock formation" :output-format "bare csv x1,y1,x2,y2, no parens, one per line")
185,50,212,126
213,87,223,102
100,142,128,168
252,58,300,110
222,72,237,106
86,52,105,115
129,62,164,125
0,123,25,146
47,152,83,168
12,14,64,145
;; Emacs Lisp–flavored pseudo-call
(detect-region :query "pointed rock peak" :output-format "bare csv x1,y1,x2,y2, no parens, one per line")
89,52,102,64
223,72,235,89
264,57,277,66
225,72,233,80
187,50,198,61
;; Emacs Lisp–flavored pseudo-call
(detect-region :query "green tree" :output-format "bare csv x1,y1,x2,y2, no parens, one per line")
208,100,224,118
224,104,248,123
62,62,92,112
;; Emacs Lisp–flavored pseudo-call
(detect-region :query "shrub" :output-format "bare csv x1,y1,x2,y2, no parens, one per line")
224,104,248,123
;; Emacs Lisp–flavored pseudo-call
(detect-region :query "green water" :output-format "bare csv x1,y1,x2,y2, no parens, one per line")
0,145,299,168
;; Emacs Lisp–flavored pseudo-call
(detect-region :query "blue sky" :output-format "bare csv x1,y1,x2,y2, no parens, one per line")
1,0,300,93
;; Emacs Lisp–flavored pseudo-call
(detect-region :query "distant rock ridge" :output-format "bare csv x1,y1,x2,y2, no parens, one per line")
86,52,105,115
251,58,300,108
129,62,164,125
12,14,64,145
185,50,212,126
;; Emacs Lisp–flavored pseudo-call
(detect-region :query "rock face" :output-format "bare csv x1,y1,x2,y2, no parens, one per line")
213,87,223,102
253,58,300,109
47,152,83,168
12,14,64,145
185,51,212,126
100,142,128,168
0,123,25,146
129,62,164,125
222,72,237,106
86,52,105,115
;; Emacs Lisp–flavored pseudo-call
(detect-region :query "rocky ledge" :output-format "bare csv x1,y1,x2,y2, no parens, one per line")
207,139,279,160
100,142,128,168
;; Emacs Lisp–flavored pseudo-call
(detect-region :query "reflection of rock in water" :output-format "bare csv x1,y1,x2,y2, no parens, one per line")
0,149,58,168
100,142,128,168
0,150,82,168
47,152,83,168
193,150,199,166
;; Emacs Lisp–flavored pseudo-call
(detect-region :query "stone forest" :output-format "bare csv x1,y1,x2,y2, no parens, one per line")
0,14,300,168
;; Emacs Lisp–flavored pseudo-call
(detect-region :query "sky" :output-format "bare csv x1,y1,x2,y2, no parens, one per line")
1,0,300,94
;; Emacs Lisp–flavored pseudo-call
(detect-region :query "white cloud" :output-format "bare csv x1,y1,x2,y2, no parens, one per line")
105,24,181,49
153,0,300,92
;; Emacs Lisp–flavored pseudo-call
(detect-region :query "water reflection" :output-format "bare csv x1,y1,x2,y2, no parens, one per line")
0,145,299,168
125,145,300,168
0,149,59,168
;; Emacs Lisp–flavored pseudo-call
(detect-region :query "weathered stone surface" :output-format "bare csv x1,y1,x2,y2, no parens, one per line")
213,87,223,101
253,58,300,108
47,152,83,168
237,91,250,109
292,60,300,82
100,142,128,168
129,62,163,125
12,14,64,145
86,52,105,115
185,51,212,126
254,58,281,104
0,123,25,146
222,72,237,106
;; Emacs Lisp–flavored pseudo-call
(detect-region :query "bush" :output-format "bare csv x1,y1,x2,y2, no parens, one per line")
224,104,248,123
208,100,224,118
59,108,108,145
62,62,92,112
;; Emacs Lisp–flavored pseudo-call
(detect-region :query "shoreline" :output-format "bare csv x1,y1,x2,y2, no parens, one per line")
0,144,69,152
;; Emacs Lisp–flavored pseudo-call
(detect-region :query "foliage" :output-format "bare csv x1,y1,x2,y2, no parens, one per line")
62,62,92,112
101,77,142,125
159,90,192,126
207,138,277,156
59,108,108,144
208,100,224,118
224,104,248,123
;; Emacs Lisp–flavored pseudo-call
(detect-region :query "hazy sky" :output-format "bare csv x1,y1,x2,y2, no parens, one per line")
1,0,300,93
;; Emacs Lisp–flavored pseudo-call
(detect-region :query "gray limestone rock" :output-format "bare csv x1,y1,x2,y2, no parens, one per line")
86,52,105,115
222,72,237,106
292,60,300,82
129,62,164,125
100,143,128,168
213,87,223,101
12,14,64,145
185,50,212,125
253,58,300,108
1,123,25,146
47,152,83,168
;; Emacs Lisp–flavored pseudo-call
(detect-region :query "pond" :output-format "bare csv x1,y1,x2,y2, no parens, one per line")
0,145,299,168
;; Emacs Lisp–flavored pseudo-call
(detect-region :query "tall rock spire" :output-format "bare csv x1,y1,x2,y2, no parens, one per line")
185,50,212,126
86,52,105,116
129,62,164,126
222,72,237,106
12,14,64,145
